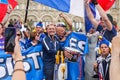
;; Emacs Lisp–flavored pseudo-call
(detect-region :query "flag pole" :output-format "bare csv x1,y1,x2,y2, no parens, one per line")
24,0,30,23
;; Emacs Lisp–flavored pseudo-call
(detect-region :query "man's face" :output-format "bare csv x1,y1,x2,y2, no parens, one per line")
35,26,43,34
46,25,56,36
56,27,66,39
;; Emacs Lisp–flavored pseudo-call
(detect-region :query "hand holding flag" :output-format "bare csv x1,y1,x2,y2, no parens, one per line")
7,4,13,13
0,0,18,23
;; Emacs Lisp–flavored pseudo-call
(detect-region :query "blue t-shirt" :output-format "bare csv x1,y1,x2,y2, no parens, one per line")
96,25,117,42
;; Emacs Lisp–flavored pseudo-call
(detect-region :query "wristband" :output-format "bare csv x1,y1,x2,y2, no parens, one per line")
15,60,23,65
13,69,25,74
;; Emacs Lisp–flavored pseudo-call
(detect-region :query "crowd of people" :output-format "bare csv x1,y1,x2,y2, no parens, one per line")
0,0,120,80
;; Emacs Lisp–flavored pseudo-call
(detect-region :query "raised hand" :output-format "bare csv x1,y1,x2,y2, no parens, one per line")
7,4,13,13
110,32,120,80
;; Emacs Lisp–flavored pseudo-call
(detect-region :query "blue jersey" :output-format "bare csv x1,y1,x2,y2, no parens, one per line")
63,32,89,55
61,32,89,80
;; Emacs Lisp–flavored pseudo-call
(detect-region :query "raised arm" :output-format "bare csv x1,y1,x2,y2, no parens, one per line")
12,36,26,80
59,13,73,31
85,0,99,29
93,0,113,31
110,32,120,80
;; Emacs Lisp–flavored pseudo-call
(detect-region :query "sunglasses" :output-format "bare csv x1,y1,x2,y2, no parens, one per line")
17,34,21,36
36,34,39,37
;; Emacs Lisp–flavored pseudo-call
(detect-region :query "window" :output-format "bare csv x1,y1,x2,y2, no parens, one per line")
16,5,19,9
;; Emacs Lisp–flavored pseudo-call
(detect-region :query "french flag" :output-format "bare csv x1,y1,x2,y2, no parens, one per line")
0,0,18,22
85,3,100,33
33,0,84,17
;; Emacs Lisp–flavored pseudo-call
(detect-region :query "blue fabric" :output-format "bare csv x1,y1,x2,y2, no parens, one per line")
63,32,89,55
67,56,85,80
61,32,89,80
19,40,26,52
39,33,46,42
0,0,8,4
0,44,44,80
36,22,43,27
85,3,96,33
33,0,70,12
99,37,110,47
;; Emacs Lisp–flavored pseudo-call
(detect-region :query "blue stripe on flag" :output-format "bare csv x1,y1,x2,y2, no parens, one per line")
0,0,8,4
33,0,70,12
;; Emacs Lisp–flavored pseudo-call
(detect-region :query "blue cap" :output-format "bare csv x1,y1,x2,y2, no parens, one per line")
36,22,43,27
99,37,110,47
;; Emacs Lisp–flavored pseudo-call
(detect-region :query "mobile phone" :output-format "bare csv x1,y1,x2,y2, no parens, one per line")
4,27,16,53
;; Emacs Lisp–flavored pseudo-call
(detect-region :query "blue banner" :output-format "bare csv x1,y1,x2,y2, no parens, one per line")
63,32,89,80
0,44,44,80
64,32,89,55
0,0,8,4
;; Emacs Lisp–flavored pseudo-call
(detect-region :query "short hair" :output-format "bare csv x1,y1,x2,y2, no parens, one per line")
46,24,56,30
30,32,38,40
57,24,66,28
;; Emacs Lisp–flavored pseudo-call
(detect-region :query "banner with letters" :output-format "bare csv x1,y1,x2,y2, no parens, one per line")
0,44,44,80
63,32,89,80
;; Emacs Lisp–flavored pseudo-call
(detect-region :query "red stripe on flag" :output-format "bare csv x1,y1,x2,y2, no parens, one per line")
0,4,7,22
0,0,18,23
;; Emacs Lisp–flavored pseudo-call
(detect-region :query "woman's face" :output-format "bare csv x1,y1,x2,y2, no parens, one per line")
35,33,40,41
100,44,110,56
46,25,56,36
16,31,22,39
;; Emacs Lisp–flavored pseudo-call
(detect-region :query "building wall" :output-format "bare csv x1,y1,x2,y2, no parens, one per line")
109,0,120,27
9,0,120,31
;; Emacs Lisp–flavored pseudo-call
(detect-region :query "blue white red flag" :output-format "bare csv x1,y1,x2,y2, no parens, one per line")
85,3,100,33
0,0,18,22
33,0,84,17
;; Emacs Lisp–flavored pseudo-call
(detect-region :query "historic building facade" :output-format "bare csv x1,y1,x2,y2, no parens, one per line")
9,0,120,31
